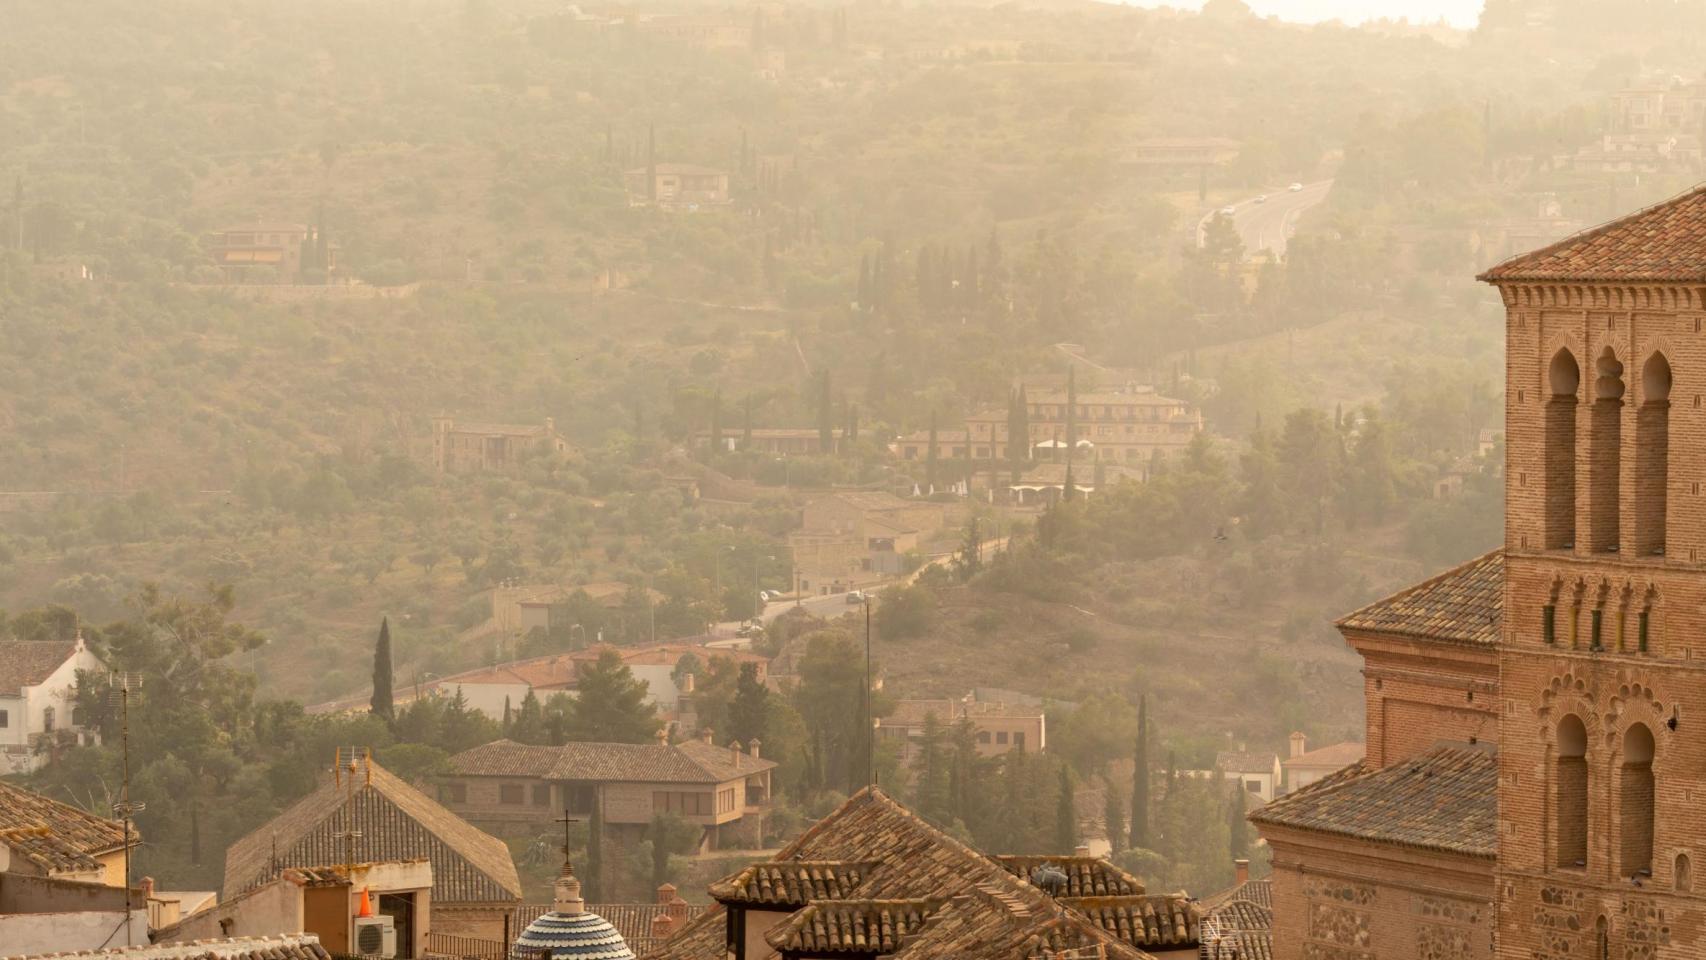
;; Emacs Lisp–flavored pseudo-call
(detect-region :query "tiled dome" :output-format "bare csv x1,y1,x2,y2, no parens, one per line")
511,862,635,960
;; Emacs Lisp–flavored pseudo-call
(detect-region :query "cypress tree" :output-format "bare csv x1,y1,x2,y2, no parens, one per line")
1104,784,1124,854
1062,463,1076,502
1132,695,1150,848
646,124,657,205
817,370,834,453
847,402,860,446
1228,782,1249,861
586,798,604,901
370,617,395,720
1065,366,1078,466
925,411,939,493
742,395,753,450
1007,389,1025,485
1054,764,1077,853
708,389,724,457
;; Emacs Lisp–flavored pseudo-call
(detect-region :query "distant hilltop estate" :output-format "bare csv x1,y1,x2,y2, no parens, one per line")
1250,185,1706,959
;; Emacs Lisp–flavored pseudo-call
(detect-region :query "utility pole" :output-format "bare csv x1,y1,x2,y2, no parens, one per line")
864,598,874,789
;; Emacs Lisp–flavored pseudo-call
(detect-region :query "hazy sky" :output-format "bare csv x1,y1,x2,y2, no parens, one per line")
1129,0,1485,27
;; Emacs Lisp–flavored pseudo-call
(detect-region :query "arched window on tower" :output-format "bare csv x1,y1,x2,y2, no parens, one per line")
1557,714,1589,869
1547,350,1580,550
1622,723,1655,878
1636,353,1672,557
1590,348,1625,553
1676,853,1692,893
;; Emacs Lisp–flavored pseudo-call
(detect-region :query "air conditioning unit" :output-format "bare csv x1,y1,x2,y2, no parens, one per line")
353,915,397,958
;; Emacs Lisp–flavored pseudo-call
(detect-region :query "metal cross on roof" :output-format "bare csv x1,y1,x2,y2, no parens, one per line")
555,810,582,874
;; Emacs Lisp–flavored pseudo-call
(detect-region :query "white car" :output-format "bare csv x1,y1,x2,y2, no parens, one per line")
1288,182,1304,192
846,590,868,604
1219,205,1237,216
1254,194,1268,204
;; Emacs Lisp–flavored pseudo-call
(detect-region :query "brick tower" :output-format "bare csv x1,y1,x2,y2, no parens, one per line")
1482,188,1706,957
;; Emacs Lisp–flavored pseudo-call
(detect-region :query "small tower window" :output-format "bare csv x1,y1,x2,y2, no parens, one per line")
1591,608,1604,650
1639,608,1651,654
1557,714,1589,870
1543,604,1557,644
1546,350,1580,550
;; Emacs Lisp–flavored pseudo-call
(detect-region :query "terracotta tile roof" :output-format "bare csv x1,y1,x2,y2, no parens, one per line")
707,861,875,906
1206,898,1271,934
990,855,1144,897
0,639,79,695
3,934,331,960
1215,751,1279,775
447,738,775,784
764,898,946,953
224,760,521,905
648,788,1159,960
1064,894,1201,949
1250,745,1496,857
0,780,133,870
1200,929,1273,960
1282,741,1366,771
1480,184,1706,282
1202,878,1271,911
1336,550,1502,648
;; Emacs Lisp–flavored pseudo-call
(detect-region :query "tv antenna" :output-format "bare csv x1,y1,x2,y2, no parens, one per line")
107,671,145,947
333,747,370,874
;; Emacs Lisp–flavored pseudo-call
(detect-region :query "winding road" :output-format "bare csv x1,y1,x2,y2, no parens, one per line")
1197,179,1334,260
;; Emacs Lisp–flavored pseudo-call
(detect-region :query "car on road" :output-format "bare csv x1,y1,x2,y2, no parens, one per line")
846,590,868,604
1218,205,1237,216
1254,194,1267,204
1288,182,1304,192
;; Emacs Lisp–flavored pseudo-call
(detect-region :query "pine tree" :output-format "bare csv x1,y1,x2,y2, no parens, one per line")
729,662,769,745
1104,784,1125,854
1054,764,1077,853
917,713,950,822
370,617,394,720
1131,696,1150,848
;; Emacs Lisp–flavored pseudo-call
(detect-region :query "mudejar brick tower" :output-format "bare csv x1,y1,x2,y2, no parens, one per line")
1482,188,1706,958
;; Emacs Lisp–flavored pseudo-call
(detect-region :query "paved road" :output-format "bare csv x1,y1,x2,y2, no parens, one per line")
1197,179,1333,260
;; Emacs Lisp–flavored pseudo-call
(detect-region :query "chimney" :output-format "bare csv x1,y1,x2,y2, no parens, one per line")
667,895,690,920
730,740,742,768
701,727,714,745
656,883,677,906
748,738,761,760
1073,844,1092,859
651,913,677,940
1235,859,1250,886
1289,731,1307,759
140,876,156,900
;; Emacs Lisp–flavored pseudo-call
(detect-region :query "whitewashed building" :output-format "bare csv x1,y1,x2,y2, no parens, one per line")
0,635,104,774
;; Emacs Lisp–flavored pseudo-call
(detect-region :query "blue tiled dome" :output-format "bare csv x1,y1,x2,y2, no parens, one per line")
511,909,635,960
512,862,634,960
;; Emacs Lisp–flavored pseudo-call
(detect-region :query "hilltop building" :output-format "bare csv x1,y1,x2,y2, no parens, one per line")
205,223,333,282
622,165,731,209
878,694,1046,765
694,428,844,456
893,386,1203,467
431,416,571,474
0,634,104,774
224,758,521,941
789,492,945,595
646,786,1203,960
441,733,775,853
1254,185,1706,958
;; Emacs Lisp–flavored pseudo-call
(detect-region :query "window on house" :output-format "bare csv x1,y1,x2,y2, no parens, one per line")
1246,780,1262,793
977,731,991,744
996,732,1009,745
0,709,8,728
448,783,467,803
42,707,53,732
1013,732,1025,751
500,784,525,804
533,784,551,806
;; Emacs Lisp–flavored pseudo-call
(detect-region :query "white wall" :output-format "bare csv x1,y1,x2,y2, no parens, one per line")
0,909,148,954
442,681,532,721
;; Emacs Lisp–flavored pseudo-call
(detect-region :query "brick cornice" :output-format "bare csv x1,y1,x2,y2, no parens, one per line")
1494,280,1706,312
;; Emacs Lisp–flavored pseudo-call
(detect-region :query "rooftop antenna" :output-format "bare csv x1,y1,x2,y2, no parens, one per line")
333,747,366,875
107,671,144,947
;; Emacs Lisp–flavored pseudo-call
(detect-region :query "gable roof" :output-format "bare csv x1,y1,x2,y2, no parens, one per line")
1250,745,1496,858
652,787,1182,960
1480,184,1706,282
0,639,81,696
1336,550,1502,648
3,934,330,960
1283,741,1367,771
1215,750,1280,775
224,761,520,904
447,738,776,784
764,898,946,954
0,779,133,871
989,856,1144,898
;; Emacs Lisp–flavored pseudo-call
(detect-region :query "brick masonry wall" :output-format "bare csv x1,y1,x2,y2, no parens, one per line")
1347,636,1498,768
1266,831,1494,960
1498,284,1706,959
